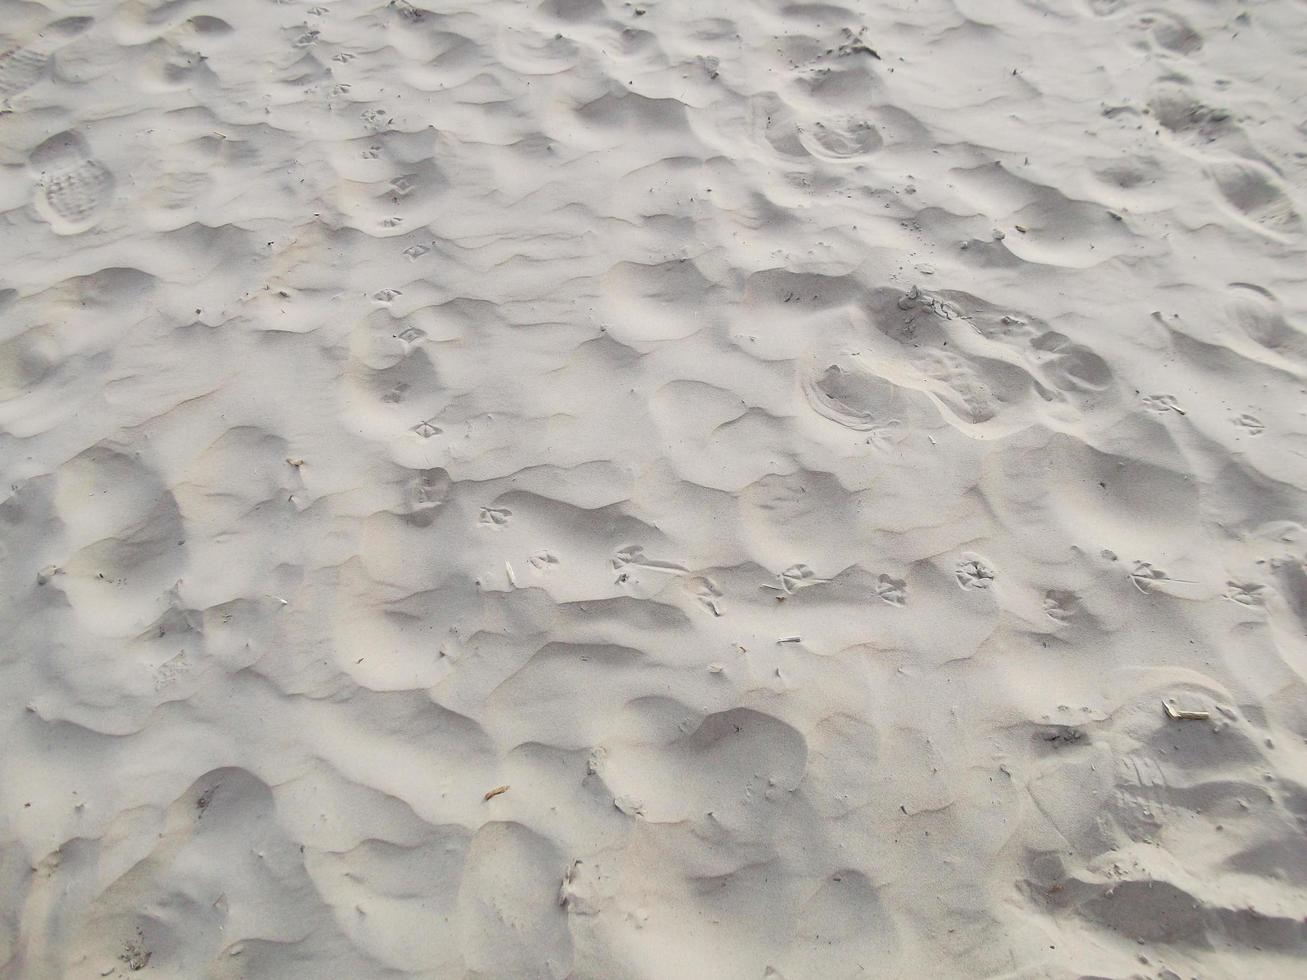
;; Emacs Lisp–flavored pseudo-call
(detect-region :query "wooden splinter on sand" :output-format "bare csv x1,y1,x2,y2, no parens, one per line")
1162,700,1210,721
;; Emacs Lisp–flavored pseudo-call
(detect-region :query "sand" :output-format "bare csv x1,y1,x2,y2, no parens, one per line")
2,0,1307,977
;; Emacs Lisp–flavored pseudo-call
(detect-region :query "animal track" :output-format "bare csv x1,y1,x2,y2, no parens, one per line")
1223,581,1266,607
361,108,389,131
408,468,449,508
29,131,114,233
1142,393,1186,416
874,574,906,606
1043,590,1077,622
1128,561,1194,593
478,507,512,527
689,576,723,616
612,546,688,575
528,550,559,571
1232,414,1264,435
956,556,995,590
780,563,827,593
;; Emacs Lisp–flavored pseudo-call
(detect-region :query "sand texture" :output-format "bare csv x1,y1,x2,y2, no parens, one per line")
3,0,1307,977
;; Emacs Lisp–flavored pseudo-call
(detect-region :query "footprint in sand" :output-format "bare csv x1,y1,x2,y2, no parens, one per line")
0,44,48,98
28,131,115,234
411,418,442,438
1148,84,1265,166
780,563,827,593
874,574,907,607
1207,160,1301,237
1141,393,1186,416
528,550,559,571
802,361,903,433
1028,332,1114,396
1139,11,1202,54
916,349,1024,426
688,576,723,616
0,17,90,98
1043,589,1078,622
1225,283,1304,355
798,117,883,161
956,556,995,590
1232,414,1264,435
478,506,512,527
1223,581,1266,607
403,469,449,526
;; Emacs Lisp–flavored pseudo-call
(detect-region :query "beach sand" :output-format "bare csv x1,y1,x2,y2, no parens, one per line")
2,0,1307,977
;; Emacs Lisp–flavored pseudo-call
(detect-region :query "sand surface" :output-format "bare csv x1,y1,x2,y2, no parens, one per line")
3,0,1307,977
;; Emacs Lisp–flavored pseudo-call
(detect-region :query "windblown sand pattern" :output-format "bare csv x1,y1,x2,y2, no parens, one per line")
2,1,1307,977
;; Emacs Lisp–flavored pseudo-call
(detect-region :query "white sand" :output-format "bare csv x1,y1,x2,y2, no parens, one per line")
3,0,1307,976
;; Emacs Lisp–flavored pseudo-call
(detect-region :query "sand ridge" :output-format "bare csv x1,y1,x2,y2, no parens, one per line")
2,0,1307,977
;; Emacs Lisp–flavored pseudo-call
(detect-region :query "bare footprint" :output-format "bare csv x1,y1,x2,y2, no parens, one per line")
28,131,115,234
